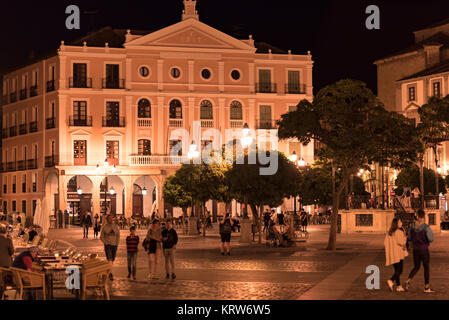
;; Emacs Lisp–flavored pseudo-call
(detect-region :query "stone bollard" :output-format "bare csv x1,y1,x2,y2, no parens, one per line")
239,218,252,243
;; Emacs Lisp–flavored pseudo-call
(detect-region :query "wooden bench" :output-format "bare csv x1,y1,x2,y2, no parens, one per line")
0,266,19,300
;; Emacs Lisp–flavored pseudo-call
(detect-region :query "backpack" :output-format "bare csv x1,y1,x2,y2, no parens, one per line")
222,219,232,233
411,226,429,248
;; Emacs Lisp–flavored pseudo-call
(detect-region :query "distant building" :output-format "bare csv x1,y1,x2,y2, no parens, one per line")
375,18,449,203
0,0,314,220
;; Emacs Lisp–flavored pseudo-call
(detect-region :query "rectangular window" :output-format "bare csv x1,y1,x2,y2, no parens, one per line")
169,140,182,156
73,101,87,125
432,81,441,98
259,105,272,129
32,71,38,86
106,141,119,165
32,200,37,215
73,63,87,87
12,201,16,212
138,139,151,156
50,65,55,81
408,86,416,102
105,64,120,88
22,200,26,214
105,101,120,125
22,174,26,193
74,140,87,165
32,173,37,192
287,70,300,93
3,201,6,213
258,69,272,92
12,176,16,193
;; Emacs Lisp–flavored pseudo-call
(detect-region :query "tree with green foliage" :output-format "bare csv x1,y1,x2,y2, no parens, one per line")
278,79,423,250
163,175,192,216
394,165,446,196
226,150,301,243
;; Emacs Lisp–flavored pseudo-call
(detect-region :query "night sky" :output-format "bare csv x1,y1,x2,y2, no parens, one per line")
1,0,449,93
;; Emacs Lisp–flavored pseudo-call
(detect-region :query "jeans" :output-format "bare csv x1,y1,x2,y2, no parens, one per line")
104,245,118,262
127,252,137,276
163,248,175,275
408,249,430,285
390,259,403,285
83,225,89,238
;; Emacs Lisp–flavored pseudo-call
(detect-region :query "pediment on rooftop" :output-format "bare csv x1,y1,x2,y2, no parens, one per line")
125,19,255,51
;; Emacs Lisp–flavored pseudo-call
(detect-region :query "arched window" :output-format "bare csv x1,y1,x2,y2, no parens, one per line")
200,100,213,119
137,99,151,118
230,100,243,120
138,139,151,155
169,99,182,119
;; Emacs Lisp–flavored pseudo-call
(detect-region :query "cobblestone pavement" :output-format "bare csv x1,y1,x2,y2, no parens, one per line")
47,225,359,300
47,225,449,300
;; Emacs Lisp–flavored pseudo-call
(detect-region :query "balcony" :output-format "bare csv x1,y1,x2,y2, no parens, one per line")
2,128,8,139
129,155,188,166
9,126,17,137
102,117,125,127
137,118,152,127
230,120,243,128
30,85,38,97
7,162,16,172
17,160,26,171
285,83,306,94
45,155,58,167
256,119,277,130
102,78,125,89
0,163,5,173
1,95,8,105
69,116,92,127
255,82,277,93
200,120,214,128
10,92,17,103
46,117,56,129
29,121,38,133
19,89,27,100
27,159,37,170
69,77,92,88
19,124,27,135
169,119,183,127
46,80,55,92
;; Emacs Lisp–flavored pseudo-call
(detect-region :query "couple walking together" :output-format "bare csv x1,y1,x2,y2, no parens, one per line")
384,209,434,293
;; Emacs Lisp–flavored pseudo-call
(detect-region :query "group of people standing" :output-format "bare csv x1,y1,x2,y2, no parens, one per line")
384,209,434,293
79,211,101,239
98,214,178,281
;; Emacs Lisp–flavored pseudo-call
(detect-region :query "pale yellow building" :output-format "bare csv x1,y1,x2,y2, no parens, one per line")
0,0,314,221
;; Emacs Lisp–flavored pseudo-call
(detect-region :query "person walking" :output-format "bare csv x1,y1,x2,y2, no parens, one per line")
384,218,408,292
162,220,178,280
300,209,308,233
263,210,271,233
93,214,100,239
277,211,285,233
100,215,120,280
405,209,435,293
126,226,139,280
144,220,162,279
81,211,92,239
219,213,232,255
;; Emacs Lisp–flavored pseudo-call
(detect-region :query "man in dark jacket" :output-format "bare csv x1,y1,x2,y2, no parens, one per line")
405,209,434,293
81,211,93,239
161,220,178,280
0,225,14,267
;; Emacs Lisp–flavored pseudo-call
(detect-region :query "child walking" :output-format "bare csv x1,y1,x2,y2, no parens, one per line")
126,226,140,280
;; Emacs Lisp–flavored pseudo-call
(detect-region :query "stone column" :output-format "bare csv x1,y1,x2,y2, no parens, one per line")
123,175,134,218
239,218,252,243
218,61,224,93
157,59,164,91
248,98,256,129
157,97,165,154
125,96,133,165
249,63,255,94
188,60,194,92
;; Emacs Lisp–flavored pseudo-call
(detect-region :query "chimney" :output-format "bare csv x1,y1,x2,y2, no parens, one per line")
423,43,442,68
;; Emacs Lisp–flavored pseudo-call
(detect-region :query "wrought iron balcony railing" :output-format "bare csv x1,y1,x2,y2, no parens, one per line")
69,77,92,88
102,78,125,89
285,84,306,94
30,85,38,97
9,126,17,137
27,159,37,170
255,82,277,93
19,89,27,100
102,117,125,127
69,116,92,127
19,124,27,135
46,117,56,129
46,80,55,92
10,92,17,103
29,121,38,133
45,155,58,167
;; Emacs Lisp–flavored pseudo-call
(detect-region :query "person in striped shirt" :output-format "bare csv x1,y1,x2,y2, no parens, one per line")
126,226,140,280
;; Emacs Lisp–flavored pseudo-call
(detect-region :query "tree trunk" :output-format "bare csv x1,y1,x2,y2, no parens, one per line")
433,145,439,209
202,204,206,238
327,172,349,250
258,204,263,244
419,156,425,210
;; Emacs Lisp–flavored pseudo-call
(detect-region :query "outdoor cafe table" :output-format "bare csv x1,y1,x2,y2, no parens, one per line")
39,256,82,299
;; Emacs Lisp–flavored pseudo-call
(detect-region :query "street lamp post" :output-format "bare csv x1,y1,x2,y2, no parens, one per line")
97,160,116,216
241,123,253,219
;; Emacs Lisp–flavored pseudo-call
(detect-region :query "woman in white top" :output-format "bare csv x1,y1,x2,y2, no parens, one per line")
384,217,408,292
